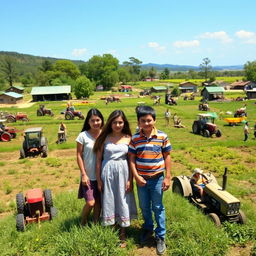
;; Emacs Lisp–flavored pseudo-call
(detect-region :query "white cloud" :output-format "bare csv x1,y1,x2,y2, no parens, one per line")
199,31,232,43
235,30,255,39
148,42,166,51
71,48,87,57
173,40,200,48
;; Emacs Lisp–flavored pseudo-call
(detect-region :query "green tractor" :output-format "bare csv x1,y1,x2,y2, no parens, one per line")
20,127,48,158
172,168,246,226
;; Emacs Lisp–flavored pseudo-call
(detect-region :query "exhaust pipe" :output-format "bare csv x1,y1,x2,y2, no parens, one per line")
222,167,228,191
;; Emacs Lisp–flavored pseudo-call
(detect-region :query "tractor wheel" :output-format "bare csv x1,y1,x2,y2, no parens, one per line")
172,178,185,197
79,114,85,120
20,148,26,159
22,117,29,122
208,213,221,227
203,129,210,137
6,116,15,123
216,130,222,137
11,133,17,139
50,206,57,219
50,112,54,117
44,189,53,212
238,210,247,224
37,109,43,116
192,122,199,134
65,112,73,120
0,132,12,142
41,145,48,158
16,193,25,214
16,214,25,232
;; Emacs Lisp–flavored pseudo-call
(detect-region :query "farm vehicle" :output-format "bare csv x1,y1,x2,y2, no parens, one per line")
198,102,210,111
183,93,195,100
16,188,57,231
64,109,84,120
37,105,54,117
0,119,18,142
5,113,29,123
165,94,177,105
234,108,247,118
20,127,48,158
172,168,246,226
192,113,221,137
224,116,246,126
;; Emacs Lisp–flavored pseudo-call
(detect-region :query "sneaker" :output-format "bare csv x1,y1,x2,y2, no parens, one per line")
140,229,154,245
156,237,166,255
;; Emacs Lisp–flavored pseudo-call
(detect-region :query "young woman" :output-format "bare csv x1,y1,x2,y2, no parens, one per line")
94,110,137,247
76,108,104,225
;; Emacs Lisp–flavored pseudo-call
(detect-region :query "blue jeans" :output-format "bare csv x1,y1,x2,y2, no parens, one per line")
137,175,166,239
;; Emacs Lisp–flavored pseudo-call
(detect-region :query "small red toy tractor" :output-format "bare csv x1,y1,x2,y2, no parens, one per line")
37,105,54,117
16,188,57,231
6,113,29,122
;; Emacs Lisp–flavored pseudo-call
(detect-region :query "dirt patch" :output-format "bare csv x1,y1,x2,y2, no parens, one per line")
134,246,157,256
227,243,254,256
0,100,36,109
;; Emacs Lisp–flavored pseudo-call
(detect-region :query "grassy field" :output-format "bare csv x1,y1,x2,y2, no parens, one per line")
0,89,255,255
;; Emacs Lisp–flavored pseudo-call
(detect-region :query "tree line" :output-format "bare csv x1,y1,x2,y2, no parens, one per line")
0,53,255,99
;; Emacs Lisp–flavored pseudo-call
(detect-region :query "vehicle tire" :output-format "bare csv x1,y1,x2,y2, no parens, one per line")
216,130,222,137
16,193,25,214
172,179,184,197
16,214,25,232
203,129,210,137
37,109,43,116
65,112,73,120
0,132,12,142
20,148,26,159
234,113,238,118
44,189,53,212
50,206,57,219
7,116,15,123
41,145,48,158
238,210,246,224
208,213,221,227
192,122,199,134
11,133,17,139
50,112,54,117
79,114,85,120
22,117,29,122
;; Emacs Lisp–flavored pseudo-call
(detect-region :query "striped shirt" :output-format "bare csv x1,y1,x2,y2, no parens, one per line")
128,127,172,176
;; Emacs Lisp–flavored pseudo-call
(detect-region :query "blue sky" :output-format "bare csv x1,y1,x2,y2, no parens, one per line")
1,0,256,66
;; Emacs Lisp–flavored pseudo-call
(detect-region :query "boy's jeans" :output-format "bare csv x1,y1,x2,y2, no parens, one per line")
137,175,166,239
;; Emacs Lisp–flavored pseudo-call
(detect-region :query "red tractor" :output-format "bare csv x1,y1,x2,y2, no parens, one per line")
65,109,84,120
0,119,18,142
192,113,222,138
6,113,29,123
16,188,57,231
37,105,54,117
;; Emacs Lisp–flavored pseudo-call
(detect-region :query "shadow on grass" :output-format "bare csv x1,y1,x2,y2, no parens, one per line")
59,215,81,232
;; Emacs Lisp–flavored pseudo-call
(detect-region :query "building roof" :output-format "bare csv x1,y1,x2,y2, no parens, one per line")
178,86,195,90
179,81,197,86
230,81,251,87
1,92,23,98
31,85,71,95
204,87,225,93
151,86,167,90
24,127,43,133
11,85,24,90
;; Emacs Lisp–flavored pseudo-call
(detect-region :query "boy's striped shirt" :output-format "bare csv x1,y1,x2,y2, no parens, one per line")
128,127,172,176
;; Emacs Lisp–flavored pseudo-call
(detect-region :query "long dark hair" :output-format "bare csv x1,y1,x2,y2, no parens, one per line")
93,110,131,152
81,108,104,132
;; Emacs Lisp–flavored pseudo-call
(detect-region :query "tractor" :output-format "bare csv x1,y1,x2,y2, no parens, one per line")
198,102,210,111
234,108,247,118
172,168,246,226
37,105,54,117
20,127,48,158
5,113,29,123
16,188,57,231
192,113,221,137
165,94,177,105
64,109,84,120
0,119,18,142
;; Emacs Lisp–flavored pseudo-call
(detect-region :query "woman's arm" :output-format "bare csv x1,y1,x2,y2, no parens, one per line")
76,142,90,186
95,145,104,192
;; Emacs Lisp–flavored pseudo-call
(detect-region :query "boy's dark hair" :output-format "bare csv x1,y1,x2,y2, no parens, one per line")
136,105,156,121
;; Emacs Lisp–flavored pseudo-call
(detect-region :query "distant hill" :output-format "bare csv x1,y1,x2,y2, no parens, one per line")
0,51,243,75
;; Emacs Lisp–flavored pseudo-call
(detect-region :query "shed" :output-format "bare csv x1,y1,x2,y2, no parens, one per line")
201,87,225,101
230,81,256,90
179,81,197,93
0,91,23,104
150,86,167,93
5,85,24,94
246,90,256,99
31,85,71,101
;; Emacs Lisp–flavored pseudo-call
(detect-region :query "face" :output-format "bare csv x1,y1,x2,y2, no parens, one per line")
138,114,155,132
89,115,102,130
111,116,124,133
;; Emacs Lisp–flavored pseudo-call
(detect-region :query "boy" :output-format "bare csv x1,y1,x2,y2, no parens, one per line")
128,106,172,255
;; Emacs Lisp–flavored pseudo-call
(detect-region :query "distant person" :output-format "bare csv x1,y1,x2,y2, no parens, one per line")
164,109,171,126
57,122,67,143
76,108,104,226
243,121,249,141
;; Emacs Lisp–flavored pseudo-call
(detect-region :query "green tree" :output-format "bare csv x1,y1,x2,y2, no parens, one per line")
171,86,181,97
74,76,95,99
20,73,34,87
39,60,53,72
160,68,170,80
0,56,18,87
123,57,142,83
139,70,148,80
244,61,256,82
53,60,80,80
148,67,157,80
117,67,131,84
200,57,212,81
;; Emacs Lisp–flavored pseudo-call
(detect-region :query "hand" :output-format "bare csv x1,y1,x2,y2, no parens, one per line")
97,179,103,192
162,177,171,191
126,180,133,192
136,176,147,187
81,174,90,187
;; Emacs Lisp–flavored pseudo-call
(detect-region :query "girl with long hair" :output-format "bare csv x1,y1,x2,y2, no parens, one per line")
76,108,104,225
94,110,137,247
